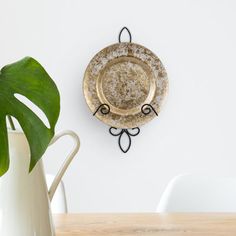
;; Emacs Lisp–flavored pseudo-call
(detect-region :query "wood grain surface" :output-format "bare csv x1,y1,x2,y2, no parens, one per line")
54,213,236,236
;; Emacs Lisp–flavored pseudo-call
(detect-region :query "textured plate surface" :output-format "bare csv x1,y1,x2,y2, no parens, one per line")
83,42,168,128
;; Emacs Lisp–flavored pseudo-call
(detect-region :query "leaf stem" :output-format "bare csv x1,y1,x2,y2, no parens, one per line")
7,115,16,130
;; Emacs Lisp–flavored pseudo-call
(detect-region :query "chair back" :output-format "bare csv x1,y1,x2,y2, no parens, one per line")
157,174,236,212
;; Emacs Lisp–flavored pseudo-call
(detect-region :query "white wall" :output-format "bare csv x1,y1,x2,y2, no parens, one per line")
1,0,236,212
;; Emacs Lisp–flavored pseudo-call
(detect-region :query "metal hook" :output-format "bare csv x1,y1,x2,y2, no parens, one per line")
93,104,110,116
118,27,132,43
141,104,158,116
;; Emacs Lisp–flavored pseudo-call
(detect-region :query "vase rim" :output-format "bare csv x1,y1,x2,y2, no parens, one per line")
7,129,24,134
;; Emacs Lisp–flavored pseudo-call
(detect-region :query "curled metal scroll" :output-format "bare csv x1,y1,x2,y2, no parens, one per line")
118,27,132,43
109,127,140,153
141,104,158,116
92,103,158,153
93,104,110,116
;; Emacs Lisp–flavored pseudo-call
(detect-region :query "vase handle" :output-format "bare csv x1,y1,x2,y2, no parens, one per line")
47,130,80,201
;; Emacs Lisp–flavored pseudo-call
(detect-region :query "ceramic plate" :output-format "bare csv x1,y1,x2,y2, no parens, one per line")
83,42,168,128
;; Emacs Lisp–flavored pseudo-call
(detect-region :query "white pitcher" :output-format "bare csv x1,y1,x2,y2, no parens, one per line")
0,130,80,236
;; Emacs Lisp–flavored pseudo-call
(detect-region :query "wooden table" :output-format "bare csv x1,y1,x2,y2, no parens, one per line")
54,213,236,236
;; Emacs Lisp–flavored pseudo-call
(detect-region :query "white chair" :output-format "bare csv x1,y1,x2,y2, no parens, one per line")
157,174,236,212
46,174,68,213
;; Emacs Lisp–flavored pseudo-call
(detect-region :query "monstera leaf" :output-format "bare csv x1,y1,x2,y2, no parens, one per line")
0,57,60,176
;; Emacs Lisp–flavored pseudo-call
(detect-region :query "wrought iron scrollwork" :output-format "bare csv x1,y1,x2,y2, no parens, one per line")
93,103,158,153
141,104,158,116
93,104,110,116
89,28,163,154
109,127,140,153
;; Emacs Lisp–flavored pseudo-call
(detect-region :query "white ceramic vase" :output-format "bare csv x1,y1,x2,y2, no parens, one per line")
0,130,80,236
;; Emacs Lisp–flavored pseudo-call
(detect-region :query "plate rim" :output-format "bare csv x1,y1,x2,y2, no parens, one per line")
83,42,168,128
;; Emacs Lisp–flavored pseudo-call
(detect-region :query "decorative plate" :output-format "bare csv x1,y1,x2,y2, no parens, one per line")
83,42,168,129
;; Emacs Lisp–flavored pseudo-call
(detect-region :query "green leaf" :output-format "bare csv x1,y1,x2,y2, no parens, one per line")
0,57,60,176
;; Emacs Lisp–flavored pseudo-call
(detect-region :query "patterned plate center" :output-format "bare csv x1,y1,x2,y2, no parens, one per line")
101,60,150,110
